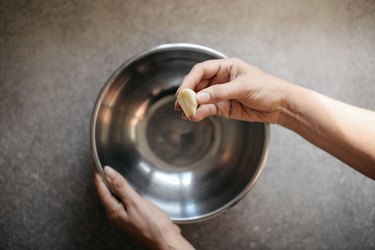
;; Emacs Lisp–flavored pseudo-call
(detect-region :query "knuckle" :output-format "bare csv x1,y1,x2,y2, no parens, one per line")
130,195,143,207
107,203,123,221
192,62,202,71
193,63,205,75
210,104,219,116
228,57,245,69
182,75,189,82
127,198,138,208
210,88,224,101
112,177,125,193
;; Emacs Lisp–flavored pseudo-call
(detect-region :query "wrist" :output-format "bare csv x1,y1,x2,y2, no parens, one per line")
274,77,299,128
158,234,194,250
277,80,304,130
277,81,313,132
151,227,194,250
277,88,292,127
154,236,194,250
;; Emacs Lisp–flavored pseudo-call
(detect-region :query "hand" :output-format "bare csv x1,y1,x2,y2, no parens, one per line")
94,166,194,250
176,58,290,123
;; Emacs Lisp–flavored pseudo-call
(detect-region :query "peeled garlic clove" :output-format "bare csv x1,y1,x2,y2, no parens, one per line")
177,89,198,118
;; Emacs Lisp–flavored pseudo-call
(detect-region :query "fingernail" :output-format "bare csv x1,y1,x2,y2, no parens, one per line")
197,92,210,103
174,101,181,111
104,166,116,180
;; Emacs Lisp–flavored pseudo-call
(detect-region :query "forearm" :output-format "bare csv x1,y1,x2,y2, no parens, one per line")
278,83,375,179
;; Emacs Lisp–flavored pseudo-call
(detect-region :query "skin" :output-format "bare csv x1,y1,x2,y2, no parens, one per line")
176,58,375,179
95,58,375,249
95,167,195,250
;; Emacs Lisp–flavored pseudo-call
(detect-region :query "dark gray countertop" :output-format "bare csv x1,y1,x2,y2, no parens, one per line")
1,1,374,249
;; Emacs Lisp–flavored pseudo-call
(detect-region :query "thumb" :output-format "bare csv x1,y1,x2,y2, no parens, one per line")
196,81,242,104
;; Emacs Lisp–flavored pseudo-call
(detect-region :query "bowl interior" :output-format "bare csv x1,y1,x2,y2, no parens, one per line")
92,45,268,222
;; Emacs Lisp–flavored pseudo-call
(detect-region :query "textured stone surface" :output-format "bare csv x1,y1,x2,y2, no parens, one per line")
1,0,374,249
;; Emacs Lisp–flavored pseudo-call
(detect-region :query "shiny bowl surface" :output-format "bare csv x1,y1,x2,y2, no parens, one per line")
91,44,269,223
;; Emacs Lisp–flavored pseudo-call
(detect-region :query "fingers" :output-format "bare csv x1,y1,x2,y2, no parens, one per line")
190,104,219,122
196,81,243,105
195,79,212,92
103,166,140,207
177,59,233,93
176,102,217,121
176,58,246,121
94,171,127,219
174,100,181,111
176,82,240,121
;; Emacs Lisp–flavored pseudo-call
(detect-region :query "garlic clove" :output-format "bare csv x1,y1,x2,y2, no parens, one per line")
177,89,198,118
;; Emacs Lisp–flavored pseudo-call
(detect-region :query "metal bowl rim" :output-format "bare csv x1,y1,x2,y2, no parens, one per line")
90,43,269,223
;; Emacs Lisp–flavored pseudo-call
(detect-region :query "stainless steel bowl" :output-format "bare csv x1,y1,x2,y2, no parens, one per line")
91,44,269,223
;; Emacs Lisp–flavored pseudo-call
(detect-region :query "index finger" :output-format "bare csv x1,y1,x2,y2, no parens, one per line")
103,166,140,207
176,58,233,94
94,171,123,212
